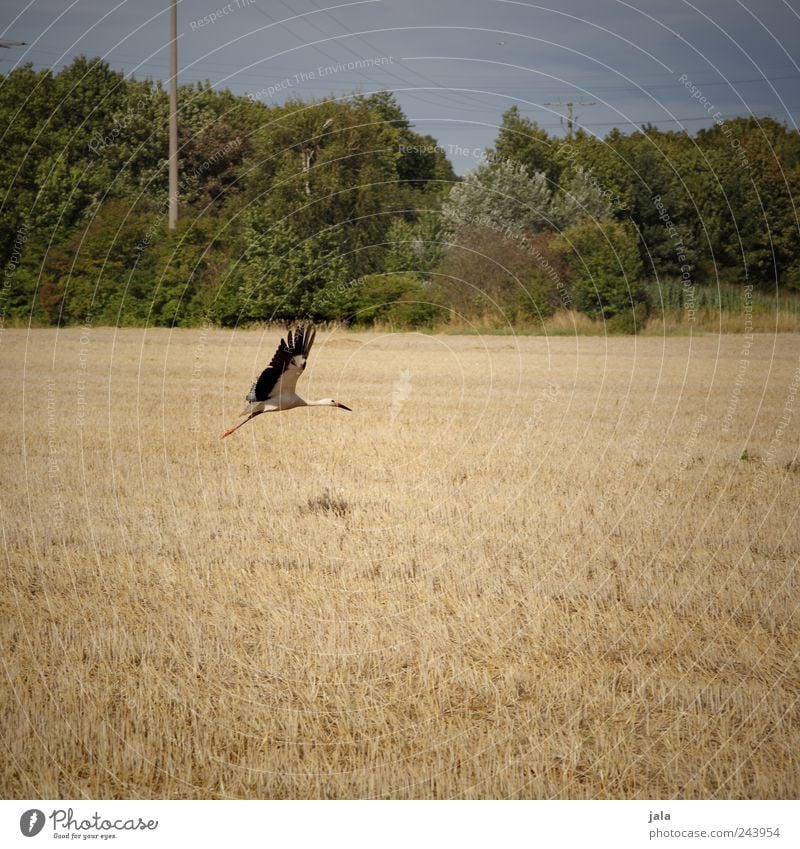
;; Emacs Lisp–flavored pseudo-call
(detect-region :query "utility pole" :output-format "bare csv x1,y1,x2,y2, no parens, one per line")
168,0,178,230
544,99,597,138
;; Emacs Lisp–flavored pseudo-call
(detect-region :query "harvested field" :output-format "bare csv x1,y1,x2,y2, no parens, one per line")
1,328,798,798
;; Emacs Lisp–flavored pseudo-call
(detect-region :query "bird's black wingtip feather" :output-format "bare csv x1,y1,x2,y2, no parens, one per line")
302,323,316,358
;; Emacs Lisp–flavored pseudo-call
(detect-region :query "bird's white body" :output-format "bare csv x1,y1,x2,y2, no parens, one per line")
239,394,297,416
239,394,341,417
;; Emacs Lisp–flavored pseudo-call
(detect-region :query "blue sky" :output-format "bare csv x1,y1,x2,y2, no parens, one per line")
2,0,799,173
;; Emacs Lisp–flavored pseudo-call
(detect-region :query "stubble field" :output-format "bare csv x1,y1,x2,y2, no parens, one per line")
1,326,798,799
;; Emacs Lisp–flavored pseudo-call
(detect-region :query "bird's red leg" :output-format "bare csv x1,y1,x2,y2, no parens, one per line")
221,411,262,439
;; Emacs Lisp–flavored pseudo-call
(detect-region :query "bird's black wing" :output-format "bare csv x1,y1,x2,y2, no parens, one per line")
247,324,317,402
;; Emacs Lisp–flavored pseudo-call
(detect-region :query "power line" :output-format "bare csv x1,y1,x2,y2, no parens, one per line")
248,0,485,119
544,98,596,136
582,112,783,128
4,39,794,136
12,42,800,96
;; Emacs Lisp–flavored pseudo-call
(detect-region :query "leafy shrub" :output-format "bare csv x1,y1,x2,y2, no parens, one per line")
556,219,648,331
607,301,649,334
433,225,567,322
350,273,440,327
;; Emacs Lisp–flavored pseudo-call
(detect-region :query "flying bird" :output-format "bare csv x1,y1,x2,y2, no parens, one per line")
222,324,351,438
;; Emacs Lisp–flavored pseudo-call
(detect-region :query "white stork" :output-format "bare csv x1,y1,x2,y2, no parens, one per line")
222,324,351,438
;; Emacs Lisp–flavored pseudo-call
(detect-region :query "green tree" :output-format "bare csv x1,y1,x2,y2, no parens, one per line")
37,200,158,325
557,219,647,331
442,158,610,239
489,105,562,184
236,218,350,323
384,213,442,274
241,97,401,279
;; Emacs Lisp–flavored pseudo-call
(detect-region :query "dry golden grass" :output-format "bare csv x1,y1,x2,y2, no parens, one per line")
1,326,798,799
642,309,800,335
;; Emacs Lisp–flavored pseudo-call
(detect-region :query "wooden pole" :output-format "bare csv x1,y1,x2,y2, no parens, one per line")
168,0,178,230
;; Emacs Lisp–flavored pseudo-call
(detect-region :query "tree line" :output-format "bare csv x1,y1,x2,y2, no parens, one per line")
1,57,798,331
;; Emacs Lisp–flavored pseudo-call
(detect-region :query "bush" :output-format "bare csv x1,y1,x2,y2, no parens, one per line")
350,273,441,328
557,219,648,332
783,261,800,293
432,225,567,322
607,301,649,334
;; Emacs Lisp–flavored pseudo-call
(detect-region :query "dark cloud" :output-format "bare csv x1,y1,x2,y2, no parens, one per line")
2,0,797,173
